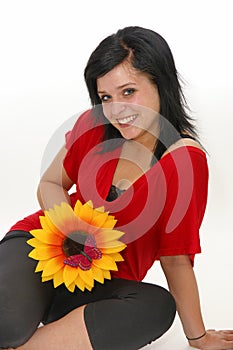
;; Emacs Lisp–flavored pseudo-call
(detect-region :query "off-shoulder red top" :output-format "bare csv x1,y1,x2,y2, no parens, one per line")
10,110,209,281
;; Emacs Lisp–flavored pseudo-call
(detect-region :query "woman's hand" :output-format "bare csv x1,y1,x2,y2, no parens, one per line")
189,329,233,349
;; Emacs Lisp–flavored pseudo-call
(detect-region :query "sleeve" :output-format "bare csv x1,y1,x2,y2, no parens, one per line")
63,110,104,183
63,110,89,182
63,130,79,183
155,148,209,265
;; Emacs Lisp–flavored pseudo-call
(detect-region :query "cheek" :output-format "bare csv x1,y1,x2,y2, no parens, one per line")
151,91,160,112
102,104,112,121
102,105,120,128
153,97,160,113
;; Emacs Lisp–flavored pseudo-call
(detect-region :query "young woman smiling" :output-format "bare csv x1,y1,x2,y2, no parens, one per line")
1,26,233,350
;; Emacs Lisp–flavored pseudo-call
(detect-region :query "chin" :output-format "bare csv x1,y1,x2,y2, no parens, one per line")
120,131,139,141
119,126,142,141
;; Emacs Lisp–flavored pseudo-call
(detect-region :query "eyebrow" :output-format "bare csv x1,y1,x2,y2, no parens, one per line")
97,82,136,94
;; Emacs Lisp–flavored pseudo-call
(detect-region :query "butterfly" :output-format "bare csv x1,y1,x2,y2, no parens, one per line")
64,234,102,271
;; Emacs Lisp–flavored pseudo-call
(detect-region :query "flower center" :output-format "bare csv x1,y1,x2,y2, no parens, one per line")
62,231,88,257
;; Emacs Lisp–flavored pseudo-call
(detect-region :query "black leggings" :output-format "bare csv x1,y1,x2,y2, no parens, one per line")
0,231,176,350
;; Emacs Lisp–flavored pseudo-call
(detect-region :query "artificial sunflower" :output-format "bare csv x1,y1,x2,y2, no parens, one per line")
27,200,126,292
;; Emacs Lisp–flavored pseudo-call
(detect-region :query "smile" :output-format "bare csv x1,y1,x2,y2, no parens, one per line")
117,115,137,125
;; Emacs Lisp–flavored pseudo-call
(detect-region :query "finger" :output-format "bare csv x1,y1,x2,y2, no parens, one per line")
215,330,233,341
223,334,233,341
221,330,233,334
222,339,233,348
219,330,233,338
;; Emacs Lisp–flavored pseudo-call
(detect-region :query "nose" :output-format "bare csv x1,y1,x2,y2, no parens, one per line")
110,102,126,117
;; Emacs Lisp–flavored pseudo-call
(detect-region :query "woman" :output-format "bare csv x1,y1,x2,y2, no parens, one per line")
0,26,233,350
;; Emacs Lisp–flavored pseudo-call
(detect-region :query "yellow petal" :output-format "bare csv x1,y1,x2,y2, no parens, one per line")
78,201,94,224
79,269,94,287
91,265,104,284
27,237,48,248
76,275,93,292
67,281,76,292
86,200,94,208
35,259,48,272
42,256,64,277
103,269,111,280
94,206,105,213
95,229,125,244
101,216,117,228
109,252,124,262
90,212,109,228
98,240,126,249
75,275,86,292
85,284,93,292
53,268,65,288
29,228,63,246
43,212,65,238
73,200,84,216
42,275,53,282
63,265,79,288
28,246,63,260
46,202,79,235
73,217,93,234
93,254,118,271
100,242,126,254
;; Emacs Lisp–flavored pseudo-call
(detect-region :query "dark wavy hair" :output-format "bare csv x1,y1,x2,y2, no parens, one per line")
84,26,197,160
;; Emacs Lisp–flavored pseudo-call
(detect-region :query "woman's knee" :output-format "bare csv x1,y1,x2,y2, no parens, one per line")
113,280,176,333
140,283,176,333
124,282,176,349
84,280,176,350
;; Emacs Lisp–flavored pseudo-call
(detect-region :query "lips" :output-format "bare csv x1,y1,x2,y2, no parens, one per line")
116,114,137,126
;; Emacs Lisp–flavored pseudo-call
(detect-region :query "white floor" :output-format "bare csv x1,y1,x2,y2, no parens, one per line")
142,317,189,350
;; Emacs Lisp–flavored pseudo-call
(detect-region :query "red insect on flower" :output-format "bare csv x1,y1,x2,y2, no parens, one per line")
64,234,102,270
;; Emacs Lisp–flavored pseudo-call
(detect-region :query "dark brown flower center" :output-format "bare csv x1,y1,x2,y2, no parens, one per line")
62,231,88,257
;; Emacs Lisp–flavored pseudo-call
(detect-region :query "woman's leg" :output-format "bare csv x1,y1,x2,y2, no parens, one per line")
19,279,176,350
0,231,54,349
0,234,175,350
15,306,92,350
84,280,176,350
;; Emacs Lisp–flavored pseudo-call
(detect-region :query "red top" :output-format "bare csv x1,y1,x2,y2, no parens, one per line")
10,110,209,281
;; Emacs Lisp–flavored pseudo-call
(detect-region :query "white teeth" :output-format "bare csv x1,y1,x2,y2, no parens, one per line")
117,115,137,125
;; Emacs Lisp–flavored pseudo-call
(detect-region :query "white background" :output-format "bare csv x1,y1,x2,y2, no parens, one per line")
0,1,232,348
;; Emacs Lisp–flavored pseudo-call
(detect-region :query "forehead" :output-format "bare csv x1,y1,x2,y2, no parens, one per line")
97,61,142,91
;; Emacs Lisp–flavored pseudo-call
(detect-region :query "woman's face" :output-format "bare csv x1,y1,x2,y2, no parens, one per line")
97,61,160,149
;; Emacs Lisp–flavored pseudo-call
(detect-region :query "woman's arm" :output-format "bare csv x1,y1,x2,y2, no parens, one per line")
37,146,74,211
160,255,233,349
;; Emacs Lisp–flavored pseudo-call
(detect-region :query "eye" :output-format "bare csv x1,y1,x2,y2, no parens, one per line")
123,88,136,96
99,95,111,103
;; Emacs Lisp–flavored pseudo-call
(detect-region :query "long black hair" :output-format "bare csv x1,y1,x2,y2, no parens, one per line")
84,26,197,160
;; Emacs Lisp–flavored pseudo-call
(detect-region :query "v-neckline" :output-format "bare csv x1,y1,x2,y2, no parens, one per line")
107,145,206,202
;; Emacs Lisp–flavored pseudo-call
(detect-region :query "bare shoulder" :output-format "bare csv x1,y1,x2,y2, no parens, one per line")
162,138,204,159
